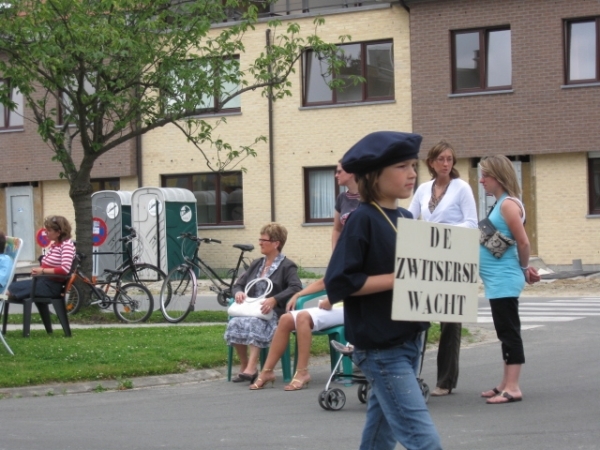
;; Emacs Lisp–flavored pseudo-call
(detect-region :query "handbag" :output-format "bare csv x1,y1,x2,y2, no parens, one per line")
227,277,274,320
478,216,515,259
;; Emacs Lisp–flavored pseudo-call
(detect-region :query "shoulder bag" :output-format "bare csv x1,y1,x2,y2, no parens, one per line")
478,203,515,259
227,277,274,320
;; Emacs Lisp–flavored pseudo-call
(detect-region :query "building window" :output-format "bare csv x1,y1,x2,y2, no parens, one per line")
589,153,600,215
452,28,512,93
566,18,599,84
59,75,95,125
162,172,243,225
163,57,241,115
303,40,394,106
304,167,344,223
91,178,120,193
0,79,24,130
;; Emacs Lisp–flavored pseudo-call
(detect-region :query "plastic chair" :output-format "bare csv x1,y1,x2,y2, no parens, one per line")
0,236,23,355
2,256,75,338
226,298,292,383
293,290,354,379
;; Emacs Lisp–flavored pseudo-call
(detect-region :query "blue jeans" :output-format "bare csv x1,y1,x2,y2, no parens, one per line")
353,338,442,450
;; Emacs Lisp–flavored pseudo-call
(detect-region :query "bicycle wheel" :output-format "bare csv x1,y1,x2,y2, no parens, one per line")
160,265,196,323
64,282,83,315
119,263,171,309
113,283,154,323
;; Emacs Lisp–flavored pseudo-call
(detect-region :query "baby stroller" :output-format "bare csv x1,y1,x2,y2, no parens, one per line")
318,331,430,411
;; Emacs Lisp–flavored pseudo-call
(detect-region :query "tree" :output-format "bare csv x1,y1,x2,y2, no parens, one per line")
0,0,352,283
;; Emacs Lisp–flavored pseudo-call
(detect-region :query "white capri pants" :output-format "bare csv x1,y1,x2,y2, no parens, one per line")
288,306,344,332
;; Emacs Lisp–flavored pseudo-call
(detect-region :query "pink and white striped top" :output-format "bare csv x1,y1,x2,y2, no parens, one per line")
41,239,75,275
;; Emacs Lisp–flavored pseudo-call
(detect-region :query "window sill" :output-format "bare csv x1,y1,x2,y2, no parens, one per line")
561,82,600,89
300,99,395,111
198,224,245,230
181,111,242,119
302,222,333,227
0,128,24,134
448,89,513,98
585,214,600,219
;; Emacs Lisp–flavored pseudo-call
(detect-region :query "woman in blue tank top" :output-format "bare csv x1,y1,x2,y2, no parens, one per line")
478,155,540,405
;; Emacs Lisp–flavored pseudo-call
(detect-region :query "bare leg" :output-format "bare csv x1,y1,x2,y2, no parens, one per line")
245,344,261,375
233,343,248,374
285,311,313,391
486,363,522,403
250,314,296,389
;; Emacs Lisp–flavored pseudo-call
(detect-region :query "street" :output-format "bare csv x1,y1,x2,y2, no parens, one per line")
0,295,599,450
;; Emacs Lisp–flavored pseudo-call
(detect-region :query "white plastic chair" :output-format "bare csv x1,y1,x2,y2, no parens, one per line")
0,236,24,356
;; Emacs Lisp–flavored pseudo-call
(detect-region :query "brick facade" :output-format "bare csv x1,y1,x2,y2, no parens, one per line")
406,0,600,269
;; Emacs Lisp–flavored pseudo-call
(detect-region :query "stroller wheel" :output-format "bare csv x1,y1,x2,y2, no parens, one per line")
357,383,370,404
419,379,430,404
318,390,331,410
323,388,346,411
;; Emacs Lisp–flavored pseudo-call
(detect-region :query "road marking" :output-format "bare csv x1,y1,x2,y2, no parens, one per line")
478,298,600,324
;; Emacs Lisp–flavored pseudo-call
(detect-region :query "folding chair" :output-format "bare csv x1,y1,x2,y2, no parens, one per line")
0,236,24,355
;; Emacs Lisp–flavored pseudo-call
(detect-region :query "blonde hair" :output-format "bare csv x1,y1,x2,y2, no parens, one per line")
260,222,288,251
44,216,72,242
426,140,460,179
479,155,521,198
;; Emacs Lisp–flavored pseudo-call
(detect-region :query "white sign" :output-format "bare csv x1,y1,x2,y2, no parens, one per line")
106,202,119,219
392,219,480,323
148,199,163,216
180,205,192,222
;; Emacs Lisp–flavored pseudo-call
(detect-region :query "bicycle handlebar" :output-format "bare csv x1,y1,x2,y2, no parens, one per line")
177,232,221,244
118,226,138,243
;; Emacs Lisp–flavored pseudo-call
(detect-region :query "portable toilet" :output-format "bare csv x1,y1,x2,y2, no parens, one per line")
91,190,132,277
131,187,197,274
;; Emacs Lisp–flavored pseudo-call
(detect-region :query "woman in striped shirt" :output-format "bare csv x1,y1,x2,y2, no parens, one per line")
7,216,75,300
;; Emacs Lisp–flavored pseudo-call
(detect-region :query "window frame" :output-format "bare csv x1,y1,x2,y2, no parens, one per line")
451,26,512,94
0,78,24,131
565,17,600,85
588,153,600,215
163,56,241,116
91,178,120,193
302,39,395,107
303,166,343,224
161,171,244,226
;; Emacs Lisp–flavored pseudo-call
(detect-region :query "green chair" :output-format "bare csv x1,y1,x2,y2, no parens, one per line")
226,298,292,383
293,290,354,380
0,236,23,355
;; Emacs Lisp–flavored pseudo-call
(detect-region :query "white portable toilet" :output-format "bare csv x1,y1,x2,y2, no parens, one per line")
91,190,132,277
131,187,198,274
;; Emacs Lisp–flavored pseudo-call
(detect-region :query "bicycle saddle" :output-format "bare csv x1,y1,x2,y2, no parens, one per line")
233,244,254,252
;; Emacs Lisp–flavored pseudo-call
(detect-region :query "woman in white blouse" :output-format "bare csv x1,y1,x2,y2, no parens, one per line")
408,140,478,396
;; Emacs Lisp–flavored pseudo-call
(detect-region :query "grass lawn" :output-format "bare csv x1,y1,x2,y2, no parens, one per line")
0,310,447,389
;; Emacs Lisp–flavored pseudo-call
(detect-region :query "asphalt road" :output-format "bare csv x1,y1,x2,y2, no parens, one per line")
1,295,599,449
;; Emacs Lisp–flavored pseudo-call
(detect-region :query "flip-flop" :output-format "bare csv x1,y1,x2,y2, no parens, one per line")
481,387,501,398
486,391,522,404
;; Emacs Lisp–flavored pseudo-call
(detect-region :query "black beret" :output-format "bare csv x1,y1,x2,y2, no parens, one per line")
342,131,422,175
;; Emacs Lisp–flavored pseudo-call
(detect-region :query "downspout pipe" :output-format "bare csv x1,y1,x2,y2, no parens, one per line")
266,29,275,222
135,86,143,188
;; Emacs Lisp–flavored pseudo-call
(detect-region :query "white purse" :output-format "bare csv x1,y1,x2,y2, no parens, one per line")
227,277,274,320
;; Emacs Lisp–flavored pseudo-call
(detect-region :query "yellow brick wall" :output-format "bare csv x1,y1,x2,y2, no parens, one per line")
535,153,600,266
142,5,413,270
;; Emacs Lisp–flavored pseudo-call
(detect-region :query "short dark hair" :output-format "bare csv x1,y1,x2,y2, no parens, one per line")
0,231,6,254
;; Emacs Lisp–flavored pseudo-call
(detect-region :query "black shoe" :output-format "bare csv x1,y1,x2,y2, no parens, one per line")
232,372,258,383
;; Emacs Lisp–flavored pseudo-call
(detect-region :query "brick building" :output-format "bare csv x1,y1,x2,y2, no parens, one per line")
405,0,600,270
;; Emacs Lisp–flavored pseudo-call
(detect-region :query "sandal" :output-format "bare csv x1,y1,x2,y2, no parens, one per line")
250,369,275,390
284,368,310,391
481,387,501,398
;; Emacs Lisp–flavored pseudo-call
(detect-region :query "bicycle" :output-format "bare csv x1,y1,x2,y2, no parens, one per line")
64,226,170,315
159,232,254,323
65,252,154,323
